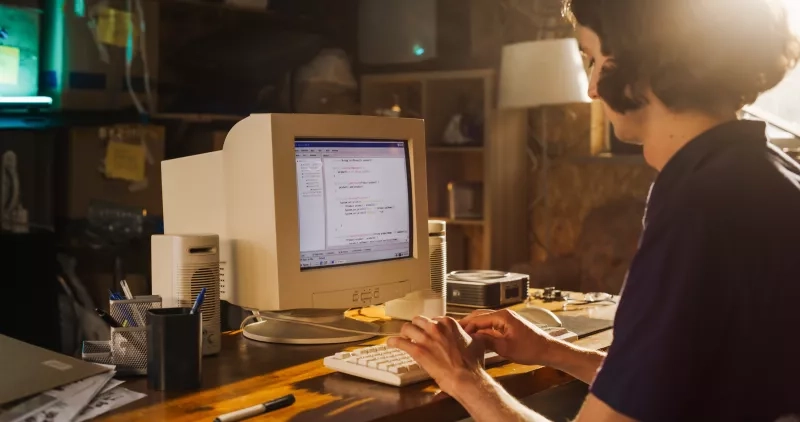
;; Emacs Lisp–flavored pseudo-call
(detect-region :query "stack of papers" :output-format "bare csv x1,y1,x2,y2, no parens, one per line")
0,364,146,422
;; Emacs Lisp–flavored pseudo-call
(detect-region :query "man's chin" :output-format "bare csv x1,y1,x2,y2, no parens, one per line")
610,126,642,146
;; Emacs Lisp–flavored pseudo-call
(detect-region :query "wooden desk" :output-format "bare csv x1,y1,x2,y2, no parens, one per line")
99,293,616,422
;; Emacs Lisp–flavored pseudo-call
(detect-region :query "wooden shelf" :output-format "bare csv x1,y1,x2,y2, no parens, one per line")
0,110,146,130
161,0,275,14
427,146,484,153
568,153,646,165
361,69,530,271
430,217,485,227
0,110,247,130
152,113,244,123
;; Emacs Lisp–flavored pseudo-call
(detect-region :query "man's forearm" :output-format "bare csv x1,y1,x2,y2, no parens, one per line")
545,341,606,384
449,370,551,422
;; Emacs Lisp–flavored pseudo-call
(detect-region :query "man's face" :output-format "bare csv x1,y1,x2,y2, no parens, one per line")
576,25,646,145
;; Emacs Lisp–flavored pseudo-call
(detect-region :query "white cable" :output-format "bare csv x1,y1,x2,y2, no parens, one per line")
125,0,145,115
134,0,154,114
239,310,402,337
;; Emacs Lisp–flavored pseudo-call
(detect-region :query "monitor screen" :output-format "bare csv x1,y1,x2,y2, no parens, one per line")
295,139,412,270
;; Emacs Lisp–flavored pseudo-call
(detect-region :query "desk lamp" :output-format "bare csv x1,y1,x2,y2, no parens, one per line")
497,38,591,256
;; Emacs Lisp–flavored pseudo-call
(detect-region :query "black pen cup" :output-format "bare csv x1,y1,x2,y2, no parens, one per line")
146,307,202,391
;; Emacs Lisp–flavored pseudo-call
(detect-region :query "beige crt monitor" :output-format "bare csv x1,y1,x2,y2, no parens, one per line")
161,114,431,344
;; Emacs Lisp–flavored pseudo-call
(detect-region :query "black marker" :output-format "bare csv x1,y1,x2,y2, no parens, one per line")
95,308,122,328
214,394,295,422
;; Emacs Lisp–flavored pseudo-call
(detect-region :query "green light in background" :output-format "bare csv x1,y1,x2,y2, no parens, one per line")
74,0,85,17
413,45,425,56
0,96,53,105
42,0,66,102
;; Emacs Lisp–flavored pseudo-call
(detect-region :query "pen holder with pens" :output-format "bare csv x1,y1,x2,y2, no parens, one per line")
82,295,162,375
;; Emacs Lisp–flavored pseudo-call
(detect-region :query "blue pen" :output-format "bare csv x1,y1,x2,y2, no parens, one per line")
190,288,206,315
109,291,135,326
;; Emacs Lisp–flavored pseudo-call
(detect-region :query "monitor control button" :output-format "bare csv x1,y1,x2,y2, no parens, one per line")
360,292,371,301
352,292,360,301
373,289,379,299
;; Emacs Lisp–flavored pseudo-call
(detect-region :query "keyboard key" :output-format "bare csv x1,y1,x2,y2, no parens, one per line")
388,366,408,374
334,352,351,359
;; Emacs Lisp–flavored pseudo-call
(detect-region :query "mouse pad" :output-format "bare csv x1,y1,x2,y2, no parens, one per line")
558,315,614,338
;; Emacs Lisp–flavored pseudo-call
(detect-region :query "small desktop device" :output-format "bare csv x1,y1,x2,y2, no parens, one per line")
161,114,431,344
151,234,221,355
446,270,529,308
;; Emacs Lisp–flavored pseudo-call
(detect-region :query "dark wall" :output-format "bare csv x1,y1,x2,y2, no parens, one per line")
158,0,359,114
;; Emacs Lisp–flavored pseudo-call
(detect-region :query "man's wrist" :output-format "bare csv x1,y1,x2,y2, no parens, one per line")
443,368,492,403
542,341,606,384
446,369,549,422
539,337,573,368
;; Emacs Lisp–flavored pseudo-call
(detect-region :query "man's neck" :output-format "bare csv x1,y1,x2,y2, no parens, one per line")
642,112,735,171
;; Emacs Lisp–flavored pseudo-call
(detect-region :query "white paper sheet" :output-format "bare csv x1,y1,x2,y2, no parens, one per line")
73,388,146,422
98,380,124,395
24,371,116,422
0,393,58,422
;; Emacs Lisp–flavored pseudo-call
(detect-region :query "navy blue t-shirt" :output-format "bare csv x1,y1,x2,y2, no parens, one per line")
590,120,800,421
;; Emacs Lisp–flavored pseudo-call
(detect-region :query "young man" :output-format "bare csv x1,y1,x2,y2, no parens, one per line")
387,0,800,420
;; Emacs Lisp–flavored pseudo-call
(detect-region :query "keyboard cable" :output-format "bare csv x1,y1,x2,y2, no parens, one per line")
239,310,403,337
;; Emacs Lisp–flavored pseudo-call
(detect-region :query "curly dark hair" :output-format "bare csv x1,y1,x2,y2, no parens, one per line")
563,0,800,115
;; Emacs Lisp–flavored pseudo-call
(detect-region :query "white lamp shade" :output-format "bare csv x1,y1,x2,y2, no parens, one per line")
498,38,591,109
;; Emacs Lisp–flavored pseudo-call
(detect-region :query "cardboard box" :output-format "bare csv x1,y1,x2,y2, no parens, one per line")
41,0,159,110
64,124,164,218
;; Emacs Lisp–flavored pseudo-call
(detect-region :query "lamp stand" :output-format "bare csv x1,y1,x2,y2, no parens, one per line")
527,107,551,258
492,109,532,270
541,107,550,255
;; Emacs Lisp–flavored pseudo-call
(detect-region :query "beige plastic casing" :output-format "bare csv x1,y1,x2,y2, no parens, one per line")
151,234,222,355
162,113,430,311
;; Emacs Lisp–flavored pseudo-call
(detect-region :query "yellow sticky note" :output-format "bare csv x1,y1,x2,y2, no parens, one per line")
105,141,146,182
0,46,21,85
96,7,136,48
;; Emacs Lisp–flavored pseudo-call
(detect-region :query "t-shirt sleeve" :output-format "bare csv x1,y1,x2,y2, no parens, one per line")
589,208,722,420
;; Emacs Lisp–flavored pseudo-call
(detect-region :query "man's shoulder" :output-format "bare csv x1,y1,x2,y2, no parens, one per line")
682,145,800,216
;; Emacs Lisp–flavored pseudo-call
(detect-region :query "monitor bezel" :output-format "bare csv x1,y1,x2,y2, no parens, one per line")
221,113,431,310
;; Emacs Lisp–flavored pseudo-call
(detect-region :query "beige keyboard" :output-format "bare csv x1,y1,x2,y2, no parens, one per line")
323,326,577,387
